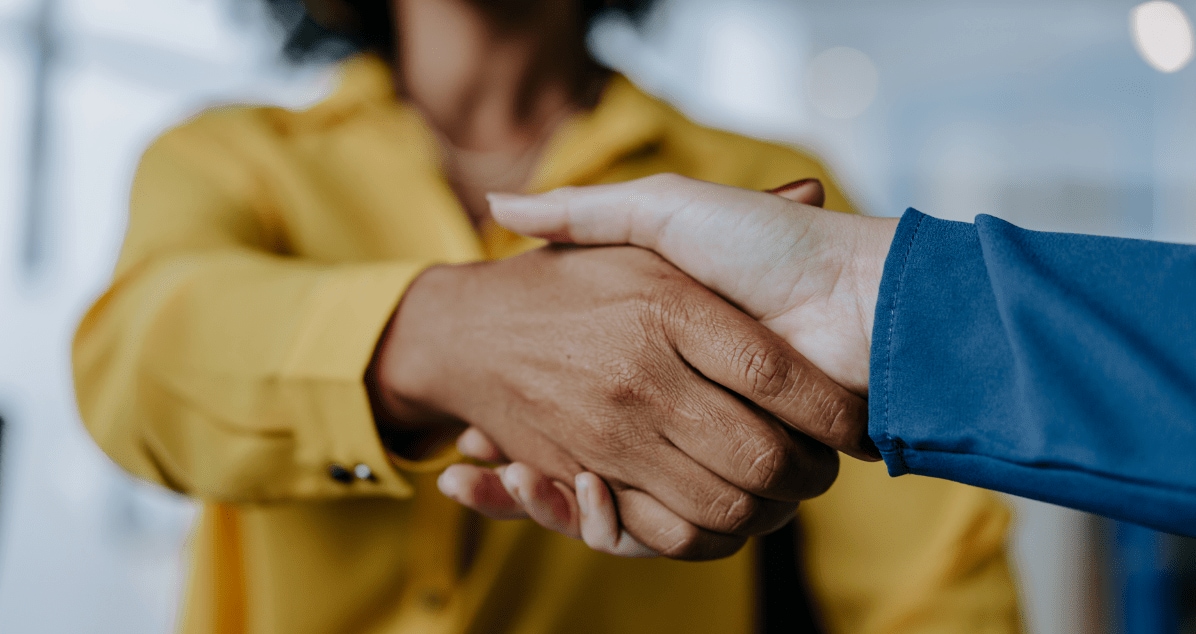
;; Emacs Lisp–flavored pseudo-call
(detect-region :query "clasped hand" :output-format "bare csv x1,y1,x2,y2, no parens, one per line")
378,175,895,559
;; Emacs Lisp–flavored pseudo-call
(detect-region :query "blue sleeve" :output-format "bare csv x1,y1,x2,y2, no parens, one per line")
868,209,1196,537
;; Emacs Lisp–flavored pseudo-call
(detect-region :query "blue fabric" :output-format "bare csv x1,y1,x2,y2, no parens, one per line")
869,209,1196,537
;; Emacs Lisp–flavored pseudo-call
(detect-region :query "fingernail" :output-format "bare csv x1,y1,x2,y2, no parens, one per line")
504,466,534,505
575,475,591,517
767,178,820,195
437,470,458,500
498,466,519,496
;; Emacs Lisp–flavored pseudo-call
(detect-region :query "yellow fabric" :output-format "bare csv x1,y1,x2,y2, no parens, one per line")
73,54,1022,634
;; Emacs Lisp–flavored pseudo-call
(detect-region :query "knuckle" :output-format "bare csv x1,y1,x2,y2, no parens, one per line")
823,397,855,447
810,385,865,451
739,442,793,494
654,521,704,559
735,339,797,402
706,489,758,535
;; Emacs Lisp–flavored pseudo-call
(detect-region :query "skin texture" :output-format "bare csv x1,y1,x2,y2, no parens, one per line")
378,245,858,559
491,175,898,396
440,176,899,556
357,0,864,558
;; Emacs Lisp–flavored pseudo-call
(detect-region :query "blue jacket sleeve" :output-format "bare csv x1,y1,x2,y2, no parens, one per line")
869,209,1196,536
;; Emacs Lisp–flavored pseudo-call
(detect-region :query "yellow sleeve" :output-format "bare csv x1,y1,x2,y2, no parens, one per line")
73,117,431,502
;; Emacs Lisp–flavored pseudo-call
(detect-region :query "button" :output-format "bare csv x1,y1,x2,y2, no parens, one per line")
420,589,448,611
353,463,375,482
328,463,354,484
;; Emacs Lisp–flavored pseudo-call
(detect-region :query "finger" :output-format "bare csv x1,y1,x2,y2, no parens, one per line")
488,174,703,246
667,291,877,461
476,421,584,484
614,487,748,561
490,174,807,248
500,463,582,539
575,472,658,558
661,375,840,503
457,427,506,462
438,464,528,520
606,439,801,537
767,178,825,208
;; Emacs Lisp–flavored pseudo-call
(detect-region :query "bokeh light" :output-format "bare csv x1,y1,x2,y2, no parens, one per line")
1130,1,1194,73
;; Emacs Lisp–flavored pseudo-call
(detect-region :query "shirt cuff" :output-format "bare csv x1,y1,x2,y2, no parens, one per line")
279,260,451,499
869,209,932,477
867,209,993,478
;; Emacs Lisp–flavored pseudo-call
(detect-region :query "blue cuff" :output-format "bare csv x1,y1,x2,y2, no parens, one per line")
865,209,1196,536
868,208,929,477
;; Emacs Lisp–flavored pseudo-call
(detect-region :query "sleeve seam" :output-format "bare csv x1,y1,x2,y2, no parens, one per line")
882,213,926,448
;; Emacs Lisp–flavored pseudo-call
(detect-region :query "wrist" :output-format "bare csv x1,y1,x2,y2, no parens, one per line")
371,264,476,453
773,211,896,396
847,218,900,351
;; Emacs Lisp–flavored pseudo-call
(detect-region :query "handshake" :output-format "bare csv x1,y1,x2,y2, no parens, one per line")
373,174,900,560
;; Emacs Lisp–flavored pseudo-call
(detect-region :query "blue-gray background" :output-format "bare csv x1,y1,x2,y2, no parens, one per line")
0,1,1192,632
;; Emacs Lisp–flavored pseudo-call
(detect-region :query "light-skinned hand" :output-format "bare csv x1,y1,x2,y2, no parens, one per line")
438,176,896,556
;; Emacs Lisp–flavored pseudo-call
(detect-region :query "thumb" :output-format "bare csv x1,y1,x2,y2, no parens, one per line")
489,175,826,247
489,174,823,327
488,174,702,248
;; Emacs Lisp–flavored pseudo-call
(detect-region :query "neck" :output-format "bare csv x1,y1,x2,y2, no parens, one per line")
392,0,604,154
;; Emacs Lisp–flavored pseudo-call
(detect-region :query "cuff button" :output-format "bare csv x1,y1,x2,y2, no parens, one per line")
354,463,376,482
328,463,354,484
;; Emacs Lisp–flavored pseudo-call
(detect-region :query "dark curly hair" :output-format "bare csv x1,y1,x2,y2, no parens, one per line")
263,0,654,62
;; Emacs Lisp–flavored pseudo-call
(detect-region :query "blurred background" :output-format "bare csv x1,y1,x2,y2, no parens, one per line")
0,0,1193,631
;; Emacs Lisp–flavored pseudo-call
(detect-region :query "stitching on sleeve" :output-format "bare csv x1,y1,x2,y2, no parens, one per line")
883,214,925,443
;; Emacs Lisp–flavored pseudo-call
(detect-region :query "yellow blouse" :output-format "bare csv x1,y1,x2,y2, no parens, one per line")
73,55,1022,634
